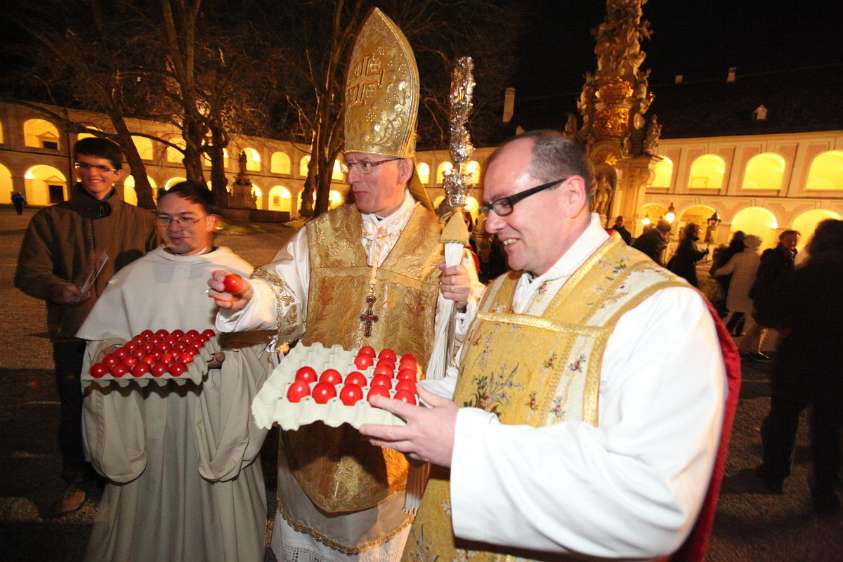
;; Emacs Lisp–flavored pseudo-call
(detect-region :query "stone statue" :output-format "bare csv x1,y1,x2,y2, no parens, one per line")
593,174,614,216
238,151,247,175
644,115,661,155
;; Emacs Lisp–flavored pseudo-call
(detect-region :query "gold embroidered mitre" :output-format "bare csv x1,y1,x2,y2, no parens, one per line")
344,8,419,158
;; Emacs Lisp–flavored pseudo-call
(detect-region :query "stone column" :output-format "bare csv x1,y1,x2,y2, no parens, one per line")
613,155,653,226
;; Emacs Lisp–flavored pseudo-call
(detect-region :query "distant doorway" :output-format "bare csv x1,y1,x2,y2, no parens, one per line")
48,184,64,203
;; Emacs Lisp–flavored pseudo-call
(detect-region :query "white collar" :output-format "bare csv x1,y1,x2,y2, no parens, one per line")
361,190,416,233
523,213,609,287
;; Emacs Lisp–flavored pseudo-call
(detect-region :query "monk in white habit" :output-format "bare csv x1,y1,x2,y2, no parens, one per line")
362,131,742,562
78,181,271,562
208,9,480,562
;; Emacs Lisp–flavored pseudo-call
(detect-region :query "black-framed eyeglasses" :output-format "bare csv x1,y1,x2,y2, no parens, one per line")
74,162,118,174
479,177,569,217
155,213,203,227
341,157,401,175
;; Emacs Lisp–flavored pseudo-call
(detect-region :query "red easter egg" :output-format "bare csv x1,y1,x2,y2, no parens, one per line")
395,379,416,393
223,273,246,295
131,362,149,378
169,362,187,377
319,369,343,385
89,363,108,378
312,382,337,404
345,371,367,387
370,374,392,390
367,386,390,403
295,366,318,383
354,354,373,370
340,385,364,406
286,381,311,403
396,368,417,382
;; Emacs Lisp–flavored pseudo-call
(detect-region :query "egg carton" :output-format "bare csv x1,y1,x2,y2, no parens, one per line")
81,331,219,389
252,341,421,431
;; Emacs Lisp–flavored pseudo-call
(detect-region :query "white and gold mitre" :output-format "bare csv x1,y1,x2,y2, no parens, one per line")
344,8,419,158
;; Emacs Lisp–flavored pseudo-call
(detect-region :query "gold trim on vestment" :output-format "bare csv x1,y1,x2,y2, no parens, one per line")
403,236,692,561
251,267,300,343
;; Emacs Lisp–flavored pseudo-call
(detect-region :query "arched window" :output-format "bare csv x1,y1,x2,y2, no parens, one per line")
650,157,673,188
688,155,726,188
329,189,344,209
23,118,60,150
122,175,158,206
0,163,13,205
436,162,453,185
805,150,843,190
791,209,843,251
416,162,430,184
242,147,261,171
464,161,481,185
742,152,785,190
332,160,345,181
271,152,291,175
166,139,186,163
730,207,779,250
299,155,311,177
25,165,67,205
639,203,667,231
76,126,103,142
465,195,480,219
268,185,291,212
164,176,187,189
131,135,154,161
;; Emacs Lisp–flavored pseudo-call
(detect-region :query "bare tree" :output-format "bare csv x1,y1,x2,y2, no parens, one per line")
13,1,159,208
264,0,521,217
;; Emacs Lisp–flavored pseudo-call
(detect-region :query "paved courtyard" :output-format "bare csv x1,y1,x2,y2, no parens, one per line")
0,206,840,561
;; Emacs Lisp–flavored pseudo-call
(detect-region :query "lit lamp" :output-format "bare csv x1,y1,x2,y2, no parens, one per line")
664,202,676,224
641,214,651,226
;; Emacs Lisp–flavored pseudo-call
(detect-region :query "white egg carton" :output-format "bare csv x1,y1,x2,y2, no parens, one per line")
252,341,420,431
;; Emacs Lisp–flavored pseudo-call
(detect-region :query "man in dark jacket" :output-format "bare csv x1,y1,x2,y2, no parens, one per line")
14,138,156,515
611,215,632,245
757,221,843,516
751,230,800,328
668,223,709,287
633,219,672,266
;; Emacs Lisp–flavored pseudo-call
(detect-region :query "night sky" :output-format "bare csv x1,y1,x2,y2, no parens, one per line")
512,1,843,102
1,1,840,127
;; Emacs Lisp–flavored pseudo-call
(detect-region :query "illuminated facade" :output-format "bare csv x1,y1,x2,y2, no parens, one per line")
2,100,840,246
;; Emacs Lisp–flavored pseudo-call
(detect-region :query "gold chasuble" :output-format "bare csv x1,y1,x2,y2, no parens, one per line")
282,203,441,520
404,236,687,561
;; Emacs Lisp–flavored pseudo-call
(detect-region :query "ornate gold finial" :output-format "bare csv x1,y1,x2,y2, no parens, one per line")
344,8,419,158
577,0,653,157
443,56,475,213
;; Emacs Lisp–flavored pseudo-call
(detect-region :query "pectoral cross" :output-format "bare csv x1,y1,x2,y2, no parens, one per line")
359,293,379,337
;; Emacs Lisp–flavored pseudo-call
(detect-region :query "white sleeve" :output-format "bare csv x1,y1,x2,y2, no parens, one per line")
450,287,726,559
216,228,310,334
